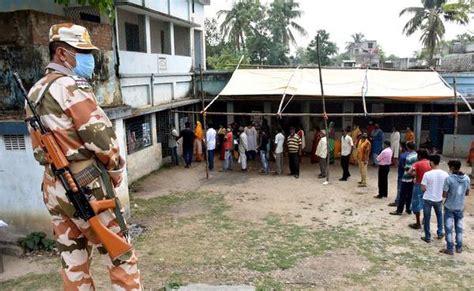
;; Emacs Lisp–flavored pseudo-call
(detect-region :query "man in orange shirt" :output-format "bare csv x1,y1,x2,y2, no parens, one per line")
405,126,415,143
357,132,372,187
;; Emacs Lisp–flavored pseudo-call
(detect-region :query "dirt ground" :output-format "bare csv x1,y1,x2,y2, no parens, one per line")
1,156,474,290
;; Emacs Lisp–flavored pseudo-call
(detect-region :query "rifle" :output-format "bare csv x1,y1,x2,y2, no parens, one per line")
13,72,132,261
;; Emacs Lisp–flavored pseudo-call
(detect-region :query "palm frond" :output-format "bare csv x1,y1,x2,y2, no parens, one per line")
290,21,307,36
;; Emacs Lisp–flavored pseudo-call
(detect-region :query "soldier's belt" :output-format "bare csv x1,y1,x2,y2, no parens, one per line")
74,164,101,187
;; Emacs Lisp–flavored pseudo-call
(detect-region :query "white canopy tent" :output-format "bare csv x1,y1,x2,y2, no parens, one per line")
218,68,457,101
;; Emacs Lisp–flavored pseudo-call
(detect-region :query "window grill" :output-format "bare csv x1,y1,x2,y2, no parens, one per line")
3,135,26,151
125,115,152,154
156,110,174,158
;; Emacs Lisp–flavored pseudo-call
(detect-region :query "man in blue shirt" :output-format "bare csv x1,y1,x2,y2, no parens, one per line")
440,160,470,255
389,142,407,207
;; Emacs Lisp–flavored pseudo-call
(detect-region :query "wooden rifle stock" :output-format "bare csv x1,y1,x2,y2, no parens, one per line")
14,72,132,261
89,198,133,261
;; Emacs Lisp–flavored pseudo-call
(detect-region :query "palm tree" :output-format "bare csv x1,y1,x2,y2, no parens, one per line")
345,33,365,52
400,0,470,66
217,0,263,52
269,0,307,49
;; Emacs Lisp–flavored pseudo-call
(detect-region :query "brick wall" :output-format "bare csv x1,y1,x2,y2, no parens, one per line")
0,10,112,50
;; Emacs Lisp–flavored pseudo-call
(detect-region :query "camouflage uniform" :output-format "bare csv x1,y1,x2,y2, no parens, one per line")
26,24,141,290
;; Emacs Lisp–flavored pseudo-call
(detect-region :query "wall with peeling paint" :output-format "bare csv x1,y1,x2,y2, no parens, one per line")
0,10,120,113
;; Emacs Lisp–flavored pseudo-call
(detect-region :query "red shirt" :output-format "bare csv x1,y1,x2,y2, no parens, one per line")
223,132,233,150
412,159,431,184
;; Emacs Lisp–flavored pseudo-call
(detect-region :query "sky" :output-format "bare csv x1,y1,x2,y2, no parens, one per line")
204,0,474,58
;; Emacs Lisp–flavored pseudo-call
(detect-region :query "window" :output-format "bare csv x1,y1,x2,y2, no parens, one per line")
3,135,26,151
161,30,165,53
192,0,195,13
355,48,359,53
125,115,152,154
125,22,141,52
367,42,374,49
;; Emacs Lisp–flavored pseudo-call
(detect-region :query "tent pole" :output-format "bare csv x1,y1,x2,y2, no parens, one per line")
317,34,330,184
277,66,300,116
361,67,369,116
202,55,245,113
453,78,458,159
200,65,209,179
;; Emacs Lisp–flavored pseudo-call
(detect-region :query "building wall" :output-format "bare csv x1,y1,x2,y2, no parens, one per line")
150,19,171,54
0,10,119,111
440,53,474,71
174,25,191,56
144,0,169,14
116,8,146,52
170,0,190,21
443,134,473,157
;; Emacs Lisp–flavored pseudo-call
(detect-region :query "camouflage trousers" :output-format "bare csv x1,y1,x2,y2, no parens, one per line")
42,172,142,290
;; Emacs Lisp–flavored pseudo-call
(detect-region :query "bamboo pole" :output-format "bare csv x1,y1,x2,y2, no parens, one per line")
202,55,245,113
277,66,300,116
361,67,369,115
200,65,209,179
316,34,331,184
171,110,473,117
453,78,458,159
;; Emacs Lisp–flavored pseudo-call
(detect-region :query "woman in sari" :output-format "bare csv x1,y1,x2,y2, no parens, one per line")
194,121,204,162
350,124,361,164
328,121,336,164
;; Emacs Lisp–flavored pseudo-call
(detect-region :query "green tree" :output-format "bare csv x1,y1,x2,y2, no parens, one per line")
268,0,307,49
306,30,338,66
217,0,264,52
400,0,471,66
54,0,114,19
345,32,365,52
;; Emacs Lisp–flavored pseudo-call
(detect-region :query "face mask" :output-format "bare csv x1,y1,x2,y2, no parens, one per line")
73,53,95,79
64,49,95,79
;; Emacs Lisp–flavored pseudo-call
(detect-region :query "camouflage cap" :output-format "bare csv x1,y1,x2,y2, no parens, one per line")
49,23,98,50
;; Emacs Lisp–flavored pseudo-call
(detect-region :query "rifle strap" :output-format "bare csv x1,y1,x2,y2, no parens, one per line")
95,162,129,236
33,73,66,108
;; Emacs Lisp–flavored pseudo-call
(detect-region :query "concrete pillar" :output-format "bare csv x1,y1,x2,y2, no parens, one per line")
112,118,131,218
174,112,179,129
263,102,272,129
302,100,310,131
201,29,206,70
226,101,234,125
190,27,195,68
342,101,354,130
144,15,151,54
169,22,175,55
414,103,422,148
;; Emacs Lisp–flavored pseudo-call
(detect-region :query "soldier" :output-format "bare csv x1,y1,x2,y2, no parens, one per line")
25,23,141,290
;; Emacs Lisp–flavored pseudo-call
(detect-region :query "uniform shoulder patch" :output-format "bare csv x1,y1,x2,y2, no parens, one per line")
69,75,92,90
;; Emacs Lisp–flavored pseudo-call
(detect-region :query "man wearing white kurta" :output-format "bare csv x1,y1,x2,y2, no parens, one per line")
238,127,249,171
390,127,401,166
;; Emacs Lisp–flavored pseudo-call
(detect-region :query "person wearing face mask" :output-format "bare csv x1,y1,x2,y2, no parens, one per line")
25,23,142,290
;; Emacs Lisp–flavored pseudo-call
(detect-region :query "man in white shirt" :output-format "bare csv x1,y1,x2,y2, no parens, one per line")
206,124,217,170
340,127,354,181
315,129,328,178
274,127,285,175
420,154,449,243
169,125,179,165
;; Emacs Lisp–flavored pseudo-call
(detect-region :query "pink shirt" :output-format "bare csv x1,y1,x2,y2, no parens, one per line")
376,147,393,165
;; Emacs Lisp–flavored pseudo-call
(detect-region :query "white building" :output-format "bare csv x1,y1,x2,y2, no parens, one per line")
114,0,209,182
0,0,209,236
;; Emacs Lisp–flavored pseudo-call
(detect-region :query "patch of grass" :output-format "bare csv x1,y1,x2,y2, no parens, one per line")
0,272,62,290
